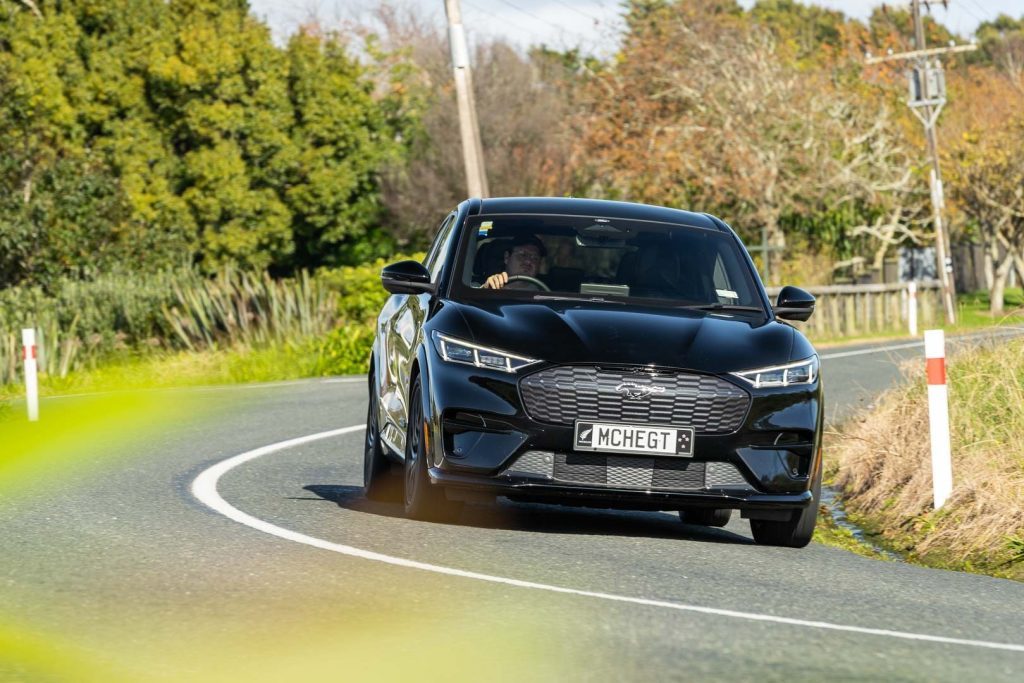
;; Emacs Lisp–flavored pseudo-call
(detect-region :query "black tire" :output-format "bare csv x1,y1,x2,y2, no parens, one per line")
403,377,462,521
363,376,401,502
750,468,822,548
679,507,733,528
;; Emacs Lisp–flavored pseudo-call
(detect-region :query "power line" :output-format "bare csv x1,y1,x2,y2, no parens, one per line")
964,0,993,24
489,0,594,44
492,0,553,24
549,0,603,24
949,0,987,29
461,0,536,37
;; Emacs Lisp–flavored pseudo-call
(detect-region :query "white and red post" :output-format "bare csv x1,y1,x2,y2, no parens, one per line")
22,328,39,422
907,281,918,337
925,329,952,509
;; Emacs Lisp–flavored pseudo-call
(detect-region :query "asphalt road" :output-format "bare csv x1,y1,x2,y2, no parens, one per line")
3,329,1024,681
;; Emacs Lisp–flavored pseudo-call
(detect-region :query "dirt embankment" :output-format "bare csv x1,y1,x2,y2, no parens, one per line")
830,338,1024,580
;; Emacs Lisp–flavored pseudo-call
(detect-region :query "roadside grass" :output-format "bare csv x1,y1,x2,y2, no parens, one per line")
828,337,1024,581
954,286,1024,330
0,325,372,403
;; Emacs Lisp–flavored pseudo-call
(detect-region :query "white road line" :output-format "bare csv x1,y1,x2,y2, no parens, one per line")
191,427,1024,655
820,326,1024,361
820,340,923,360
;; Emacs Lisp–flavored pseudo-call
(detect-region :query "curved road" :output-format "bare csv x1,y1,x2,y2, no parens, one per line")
3,330,1024,681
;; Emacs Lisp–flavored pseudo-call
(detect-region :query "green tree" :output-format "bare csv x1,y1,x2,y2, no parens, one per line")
284,31,397,268
147,0,295,270
973,14,1024,84
1,0,409,282
0,1,163,288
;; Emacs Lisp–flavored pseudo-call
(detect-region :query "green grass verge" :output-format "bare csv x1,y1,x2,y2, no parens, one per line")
0,324,373,403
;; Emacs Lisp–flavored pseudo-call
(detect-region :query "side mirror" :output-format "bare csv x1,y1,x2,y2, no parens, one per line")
774,286,815,322
381,260,435,295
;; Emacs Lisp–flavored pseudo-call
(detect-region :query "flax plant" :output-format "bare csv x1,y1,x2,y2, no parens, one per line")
163,269,337,351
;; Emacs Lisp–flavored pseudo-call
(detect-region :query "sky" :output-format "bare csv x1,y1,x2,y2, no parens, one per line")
247,1,1023,52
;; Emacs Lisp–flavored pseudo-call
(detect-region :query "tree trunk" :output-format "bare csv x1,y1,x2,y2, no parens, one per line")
983,242,995,291
1013,251,1024,298
990,255,1013,315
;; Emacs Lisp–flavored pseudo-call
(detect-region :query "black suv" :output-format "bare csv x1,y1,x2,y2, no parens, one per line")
364,197,822,547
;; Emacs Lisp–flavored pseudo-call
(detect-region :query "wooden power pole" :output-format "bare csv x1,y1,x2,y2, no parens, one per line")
865,0,975,324
444,0,489,198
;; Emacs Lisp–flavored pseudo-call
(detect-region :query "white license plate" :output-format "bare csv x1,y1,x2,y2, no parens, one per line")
573,421,694,457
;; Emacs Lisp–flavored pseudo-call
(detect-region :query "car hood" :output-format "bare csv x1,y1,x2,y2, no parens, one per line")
444,299,796,374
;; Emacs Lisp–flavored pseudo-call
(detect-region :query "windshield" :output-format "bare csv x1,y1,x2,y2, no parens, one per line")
451,214,765,312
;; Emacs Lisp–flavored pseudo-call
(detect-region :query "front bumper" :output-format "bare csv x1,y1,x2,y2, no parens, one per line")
430,466,814,511
423,351,823,511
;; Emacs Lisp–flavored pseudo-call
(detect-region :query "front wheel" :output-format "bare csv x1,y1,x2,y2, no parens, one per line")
750,469,821,548
363,380,401,502
403,377,462,522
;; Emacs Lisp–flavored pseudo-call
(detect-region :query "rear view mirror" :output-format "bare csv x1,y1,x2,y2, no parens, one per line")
381,260,435,295
773,286,815,321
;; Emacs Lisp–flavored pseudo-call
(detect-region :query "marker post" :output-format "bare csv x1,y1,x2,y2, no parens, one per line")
907,281,918,337
22,328,39,422
925,329,952,509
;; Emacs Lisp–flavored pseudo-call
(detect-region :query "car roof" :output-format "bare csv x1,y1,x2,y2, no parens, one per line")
474,197,724,232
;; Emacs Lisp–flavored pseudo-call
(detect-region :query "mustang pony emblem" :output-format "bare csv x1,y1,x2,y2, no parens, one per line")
615,382,666,400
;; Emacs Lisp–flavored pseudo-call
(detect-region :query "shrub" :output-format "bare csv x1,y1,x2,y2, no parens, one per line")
312,252,423,376
316,253,423,325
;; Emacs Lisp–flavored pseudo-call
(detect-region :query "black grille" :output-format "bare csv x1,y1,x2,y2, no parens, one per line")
520,365,749,433
553,453,707,491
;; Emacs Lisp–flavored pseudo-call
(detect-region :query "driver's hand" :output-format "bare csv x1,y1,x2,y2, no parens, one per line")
483,272,508,289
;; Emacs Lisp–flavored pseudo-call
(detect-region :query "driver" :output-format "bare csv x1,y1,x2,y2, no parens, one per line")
483,235,547,289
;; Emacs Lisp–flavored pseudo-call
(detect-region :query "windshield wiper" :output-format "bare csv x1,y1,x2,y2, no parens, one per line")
685,303,765,313
532,294,625,305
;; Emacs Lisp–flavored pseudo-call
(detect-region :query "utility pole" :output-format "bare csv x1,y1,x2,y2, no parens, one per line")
865,0,974,324
444,0,489,198
747,225,785,285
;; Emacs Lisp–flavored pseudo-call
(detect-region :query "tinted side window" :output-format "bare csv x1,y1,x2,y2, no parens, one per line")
423,213,457,281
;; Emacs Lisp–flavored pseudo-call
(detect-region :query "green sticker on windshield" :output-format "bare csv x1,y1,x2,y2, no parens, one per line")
478,221,493,237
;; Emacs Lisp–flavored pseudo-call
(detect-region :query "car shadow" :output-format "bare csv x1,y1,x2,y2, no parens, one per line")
303,484,754,545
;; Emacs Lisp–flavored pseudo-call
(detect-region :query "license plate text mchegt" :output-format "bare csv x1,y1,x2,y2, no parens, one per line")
574,421,694,457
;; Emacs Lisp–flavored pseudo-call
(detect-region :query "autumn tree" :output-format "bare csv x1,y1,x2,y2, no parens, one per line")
947,121,1024,314
571,0,915,283
945,61,1024,315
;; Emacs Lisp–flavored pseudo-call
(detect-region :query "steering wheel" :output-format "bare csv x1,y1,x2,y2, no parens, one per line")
506,275,550,291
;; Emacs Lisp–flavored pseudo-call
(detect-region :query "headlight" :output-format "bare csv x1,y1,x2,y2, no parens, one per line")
432,332,540,373
731,356,818,388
